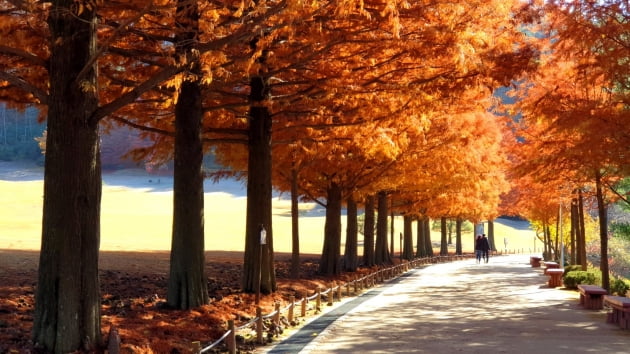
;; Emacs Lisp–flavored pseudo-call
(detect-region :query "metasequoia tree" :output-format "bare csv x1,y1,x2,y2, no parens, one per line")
0,0,277,348
509,1,629,289
0,1,177,351
108,0,316,295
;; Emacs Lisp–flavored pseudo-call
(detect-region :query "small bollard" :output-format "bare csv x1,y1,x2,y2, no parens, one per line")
301,291,307,317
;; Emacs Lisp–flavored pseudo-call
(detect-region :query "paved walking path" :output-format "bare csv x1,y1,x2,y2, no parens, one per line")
259,254,630,353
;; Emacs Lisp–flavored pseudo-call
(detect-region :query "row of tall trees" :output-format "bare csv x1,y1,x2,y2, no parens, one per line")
507,0,629,292
0,0,551,352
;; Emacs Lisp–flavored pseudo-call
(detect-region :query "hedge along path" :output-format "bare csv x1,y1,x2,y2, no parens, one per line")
181,254,474,353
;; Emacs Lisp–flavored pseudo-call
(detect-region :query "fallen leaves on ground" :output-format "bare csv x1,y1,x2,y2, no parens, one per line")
0,250,378,353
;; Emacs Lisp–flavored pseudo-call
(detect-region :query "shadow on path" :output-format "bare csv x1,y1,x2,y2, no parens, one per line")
260,255,630,354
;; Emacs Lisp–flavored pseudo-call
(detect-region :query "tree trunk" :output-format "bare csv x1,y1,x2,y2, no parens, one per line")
290,167,300,278
439,217,448,255
488,220,496,251
242,76,276,294
344,196,358,271
375,191,392,265
390,203,395,259
455,218,462,255
571,197,578,265
319,182,342,275
402,215,413,260
167,0,208,310
578,189,587,270
595,170,610,292
363,195,375,266
424,217,434,256
543,222,550,260
416,217,426,257
33,4,102,352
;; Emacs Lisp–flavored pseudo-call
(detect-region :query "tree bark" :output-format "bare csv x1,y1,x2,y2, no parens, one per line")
242,75,276,293
402,215,413,260
440,217,448,255
344,195,358,271
424,217,434,256
290,167,300,278
375,191,392,265
455,218,463,255
33,4,102,352
488,220,496,251
595,170,610,292
319,182,342,275
416,217,426,257
363,195,375,266
570,197,578,265
167,0,208,310
390,205,395,259
578,189,587,270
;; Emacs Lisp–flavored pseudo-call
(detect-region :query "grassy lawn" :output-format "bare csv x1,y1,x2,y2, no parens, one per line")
0,174,537,255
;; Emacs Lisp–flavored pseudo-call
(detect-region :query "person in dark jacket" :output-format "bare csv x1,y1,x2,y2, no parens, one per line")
474,235,483,263
481,234,491,263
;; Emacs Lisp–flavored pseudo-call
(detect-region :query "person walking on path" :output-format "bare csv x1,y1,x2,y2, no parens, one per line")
481,234,491,263
474,235,483,263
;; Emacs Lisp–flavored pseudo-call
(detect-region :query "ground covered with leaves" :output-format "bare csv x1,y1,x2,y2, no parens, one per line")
0,250,376,353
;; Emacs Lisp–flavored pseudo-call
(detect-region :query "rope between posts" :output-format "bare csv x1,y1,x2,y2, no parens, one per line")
199,329,232,353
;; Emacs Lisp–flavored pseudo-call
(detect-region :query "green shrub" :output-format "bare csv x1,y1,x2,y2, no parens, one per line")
564,265,582,274
563,269,602,289
610,277,630,296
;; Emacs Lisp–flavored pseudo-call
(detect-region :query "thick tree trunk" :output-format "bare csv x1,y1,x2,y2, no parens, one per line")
363,195,375,266
402,215,413,260
375,191,392,265
167,0,208,309
344,196,358,271
424,217,434,256
290,167,300,278
595,170,610,292
455,218,462,255
488,220,496,251
242,76,276,293
440,217,448,255
319,182,342,275
416,217,426,257
33,4,102,352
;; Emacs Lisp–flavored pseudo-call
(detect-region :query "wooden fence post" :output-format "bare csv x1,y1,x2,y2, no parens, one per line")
227,319,236,354
190,341,201,353
273,302,281,326
256,307,263,344
316,287,322,311
301,292,307,317
288,296,295,323
328,283,334,306
337,282,342,300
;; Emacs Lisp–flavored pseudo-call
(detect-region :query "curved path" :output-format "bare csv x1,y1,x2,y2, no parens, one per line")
259,255,630,353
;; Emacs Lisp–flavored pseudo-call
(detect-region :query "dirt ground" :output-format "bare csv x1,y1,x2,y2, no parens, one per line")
0,249,378,353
